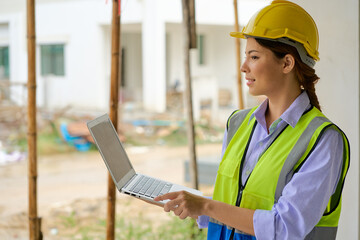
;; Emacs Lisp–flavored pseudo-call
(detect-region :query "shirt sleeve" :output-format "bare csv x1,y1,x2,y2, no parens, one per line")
221,129,228,158
253,128,344,240
197,212,211,228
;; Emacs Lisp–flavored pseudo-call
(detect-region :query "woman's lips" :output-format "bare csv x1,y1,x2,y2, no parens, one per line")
246,77,255,86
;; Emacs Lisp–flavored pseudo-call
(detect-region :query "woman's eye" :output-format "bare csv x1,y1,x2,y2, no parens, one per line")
251,56,259,60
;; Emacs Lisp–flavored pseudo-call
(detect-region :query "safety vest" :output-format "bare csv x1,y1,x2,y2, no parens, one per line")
208,106,350,240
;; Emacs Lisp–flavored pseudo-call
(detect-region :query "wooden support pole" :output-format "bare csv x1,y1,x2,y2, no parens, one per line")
233,0,244,109
189,0,197,49
27,0,42,239
106,0,121,239
182,0,199,190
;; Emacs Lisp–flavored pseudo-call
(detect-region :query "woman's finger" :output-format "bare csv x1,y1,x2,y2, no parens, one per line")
179,210,189,220
164,197,183,212
173,206,183,217
154,191,179,202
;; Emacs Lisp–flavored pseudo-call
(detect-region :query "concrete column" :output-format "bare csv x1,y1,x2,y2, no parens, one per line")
142,0,166,112
300,0,359,239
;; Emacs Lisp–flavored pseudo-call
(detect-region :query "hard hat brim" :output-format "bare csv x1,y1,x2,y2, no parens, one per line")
230,32,246,39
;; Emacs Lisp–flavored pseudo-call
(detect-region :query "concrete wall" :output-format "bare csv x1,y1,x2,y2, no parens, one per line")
298,0,359,239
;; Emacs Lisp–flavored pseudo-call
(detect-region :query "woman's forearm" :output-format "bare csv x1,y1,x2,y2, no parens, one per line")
203,199,255,236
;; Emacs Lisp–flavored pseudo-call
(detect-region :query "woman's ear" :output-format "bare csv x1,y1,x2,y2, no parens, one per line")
283,54,295,74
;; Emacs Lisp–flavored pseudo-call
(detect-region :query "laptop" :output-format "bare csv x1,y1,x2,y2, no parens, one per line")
87,114,203,206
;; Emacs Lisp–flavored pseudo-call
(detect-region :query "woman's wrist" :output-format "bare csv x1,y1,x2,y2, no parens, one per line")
201,197,213,217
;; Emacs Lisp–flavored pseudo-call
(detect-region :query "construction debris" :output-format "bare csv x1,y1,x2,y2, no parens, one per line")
0,148,26,165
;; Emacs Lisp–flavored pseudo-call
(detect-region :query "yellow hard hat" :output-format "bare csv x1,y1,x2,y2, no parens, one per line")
231,0,319,64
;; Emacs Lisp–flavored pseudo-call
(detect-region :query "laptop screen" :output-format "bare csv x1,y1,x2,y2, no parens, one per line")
90,119,132,183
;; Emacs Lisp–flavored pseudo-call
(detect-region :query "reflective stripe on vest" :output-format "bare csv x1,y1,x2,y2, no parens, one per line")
275,116,330,202
209,106,350,240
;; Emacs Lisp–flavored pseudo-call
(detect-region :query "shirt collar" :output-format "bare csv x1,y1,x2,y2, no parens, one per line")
250,91,311,129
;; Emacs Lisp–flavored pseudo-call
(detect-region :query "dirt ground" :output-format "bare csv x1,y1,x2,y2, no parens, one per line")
0,143,221,239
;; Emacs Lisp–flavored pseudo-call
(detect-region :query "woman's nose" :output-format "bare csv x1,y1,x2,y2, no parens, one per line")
240,61,248,73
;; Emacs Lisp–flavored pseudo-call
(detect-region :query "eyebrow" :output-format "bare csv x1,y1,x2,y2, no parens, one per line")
245,50,260,55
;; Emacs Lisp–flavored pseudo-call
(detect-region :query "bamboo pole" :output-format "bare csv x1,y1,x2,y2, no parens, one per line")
106,0,121,239
233,0,244,109
27,0,42,239
182,0,199,190
189,0,197,49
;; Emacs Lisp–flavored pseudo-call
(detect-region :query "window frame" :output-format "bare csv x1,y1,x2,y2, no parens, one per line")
40,43,65,77
0,46,10,80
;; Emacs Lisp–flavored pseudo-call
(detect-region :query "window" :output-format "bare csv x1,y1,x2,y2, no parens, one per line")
197,34,205,65
0,46,9,80
40,44,65,76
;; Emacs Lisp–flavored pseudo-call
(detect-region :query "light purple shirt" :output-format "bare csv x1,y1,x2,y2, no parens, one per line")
198,92,344,240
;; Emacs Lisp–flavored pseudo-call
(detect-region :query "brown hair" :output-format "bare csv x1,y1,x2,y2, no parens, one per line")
255,38,321,111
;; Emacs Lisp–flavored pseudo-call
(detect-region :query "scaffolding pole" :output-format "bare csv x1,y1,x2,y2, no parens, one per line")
182,0,199,190
233,0,244,109
106,0,121,239
27,0,42,239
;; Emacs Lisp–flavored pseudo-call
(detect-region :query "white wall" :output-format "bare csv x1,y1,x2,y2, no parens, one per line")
298,0,359,239
0,7,27,105
122,32,143,102
35,0,112,110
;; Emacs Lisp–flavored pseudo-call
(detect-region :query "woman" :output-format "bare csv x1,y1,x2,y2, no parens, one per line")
155,1,350,239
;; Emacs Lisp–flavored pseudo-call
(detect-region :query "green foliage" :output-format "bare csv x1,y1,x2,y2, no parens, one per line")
114,214,207,240
115,216,153,239
9,122,74,155
60,211,77,228
160,128,188,146
10,120,98,155
153,216,207,240
9,115,224,155
57,212,207,240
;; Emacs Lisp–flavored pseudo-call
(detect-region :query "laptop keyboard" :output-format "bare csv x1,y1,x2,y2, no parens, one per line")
129,175,173,199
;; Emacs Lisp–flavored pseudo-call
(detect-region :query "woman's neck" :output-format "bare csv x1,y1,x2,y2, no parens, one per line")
265,88,302,132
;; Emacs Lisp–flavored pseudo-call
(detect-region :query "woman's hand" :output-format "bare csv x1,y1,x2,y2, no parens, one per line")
155,191,255,235
154,191,207,220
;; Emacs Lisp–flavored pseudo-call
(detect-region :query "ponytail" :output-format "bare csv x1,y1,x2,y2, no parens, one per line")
255,38,322,111
293,61,321,111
